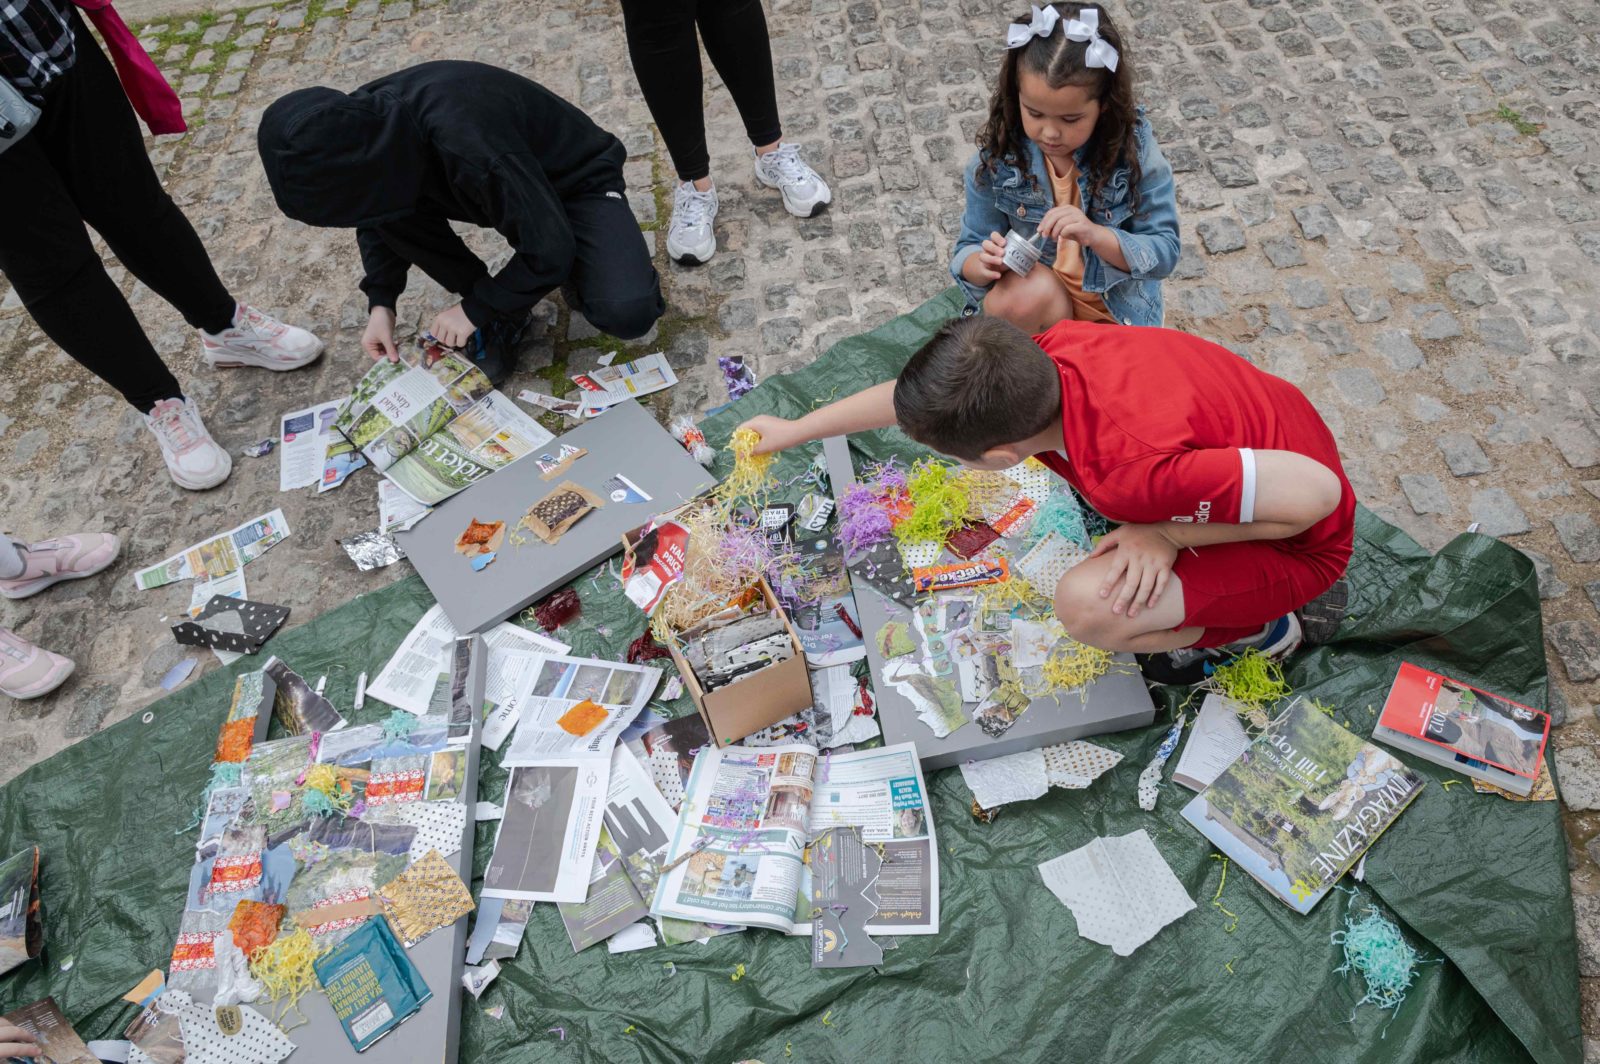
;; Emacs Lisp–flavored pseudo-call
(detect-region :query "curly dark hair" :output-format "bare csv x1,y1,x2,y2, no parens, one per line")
976,4,1142,213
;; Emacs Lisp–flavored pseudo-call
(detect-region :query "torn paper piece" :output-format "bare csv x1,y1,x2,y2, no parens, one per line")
972,685,1030,738
1038,829,1196,956
521,481,603,544
1010,618,1065,670
1014,531,1090,598
340,531,405,571
811,828,885,969
160,658,198,690
887,662,966,738
1473,757,1558,801
1042,740,1124,789
134,509,291,591
606,922,659,954
366,799,469,863
379,479,432,534
476,802,504,821
897,538,941,569
535,444,588,480
960,750,1049,809
875,620,917,660
604,473,652,504
1137,714,1188,811
518,390,584,418
455,518,505,563
175,999,295,1064
462,960,501,998
1002,459,1054,505
1171,693,1250,792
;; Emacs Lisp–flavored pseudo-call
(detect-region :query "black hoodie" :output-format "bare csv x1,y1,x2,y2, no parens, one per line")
258,60,626,326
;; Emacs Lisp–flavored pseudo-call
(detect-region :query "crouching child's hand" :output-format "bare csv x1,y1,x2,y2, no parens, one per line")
1089,524,1180,619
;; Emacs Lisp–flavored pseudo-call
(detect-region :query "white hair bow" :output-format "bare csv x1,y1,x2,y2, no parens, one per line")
1063,8,1119,70
1006,4,1061,48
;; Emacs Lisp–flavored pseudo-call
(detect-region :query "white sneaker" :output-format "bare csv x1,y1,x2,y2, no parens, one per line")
753,143,832,218
143,397,232,490
666,181,719,265
200,304,324,371
0,627,73,700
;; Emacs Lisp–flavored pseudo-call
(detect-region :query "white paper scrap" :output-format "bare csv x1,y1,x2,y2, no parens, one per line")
462,960,501,998
1171,693,1250,792
88,1042,131,1063
960,750,1050,808
475,802,505,821
1037,829,1195,956
606,922,659,953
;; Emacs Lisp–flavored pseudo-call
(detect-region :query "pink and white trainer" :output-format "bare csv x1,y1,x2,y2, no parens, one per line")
0,533,121,600
143,397,232,490
200,304,324,371
0,627,73,700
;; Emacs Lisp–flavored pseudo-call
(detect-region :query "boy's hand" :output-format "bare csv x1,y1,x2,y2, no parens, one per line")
1089,524,1179,618
429,303,477,349
362,307,399,362
0,1024,39,1058
963,231,1008,284
1037,204,1099,245
736,415,806,455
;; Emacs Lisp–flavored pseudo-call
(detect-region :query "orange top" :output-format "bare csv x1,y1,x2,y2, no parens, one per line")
1045,156,1114,324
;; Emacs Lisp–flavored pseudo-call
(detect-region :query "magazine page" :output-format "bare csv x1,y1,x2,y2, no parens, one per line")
383,390,555,505
134,508,291,590
499,655,661,766
481,759,609,903
574,352,677,415
806,742,940,934
366,604,569,715
649,744,819,934
278,398,347,491
334,344,492,472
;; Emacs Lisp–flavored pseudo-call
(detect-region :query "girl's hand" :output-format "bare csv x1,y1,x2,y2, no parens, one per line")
0,1024,38,1058
964,231,1008,284
362,307,399,362
1088,524,1179,618
1037,204,1099,244
736,414,806,455
428,303,477,349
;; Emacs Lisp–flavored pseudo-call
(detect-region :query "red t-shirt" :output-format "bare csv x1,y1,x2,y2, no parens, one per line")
1031,321,1355,572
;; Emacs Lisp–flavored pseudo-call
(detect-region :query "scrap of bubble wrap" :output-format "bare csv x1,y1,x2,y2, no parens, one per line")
1037,829,1195,956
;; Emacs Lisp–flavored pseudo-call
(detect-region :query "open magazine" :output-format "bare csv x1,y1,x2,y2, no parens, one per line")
650,741,938,935
334,338,554,505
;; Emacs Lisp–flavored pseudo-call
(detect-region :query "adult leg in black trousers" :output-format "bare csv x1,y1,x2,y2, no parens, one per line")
617,0,783,183
0,13,237,413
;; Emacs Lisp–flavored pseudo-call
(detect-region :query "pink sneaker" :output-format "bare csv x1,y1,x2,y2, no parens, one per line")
0,627,73,699
0,533,121,600
200,304,324,371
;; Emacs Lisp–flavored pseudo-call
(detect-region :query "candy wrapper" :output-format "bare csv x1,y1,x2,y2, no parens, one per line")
520,482,603,545
340,531,405,571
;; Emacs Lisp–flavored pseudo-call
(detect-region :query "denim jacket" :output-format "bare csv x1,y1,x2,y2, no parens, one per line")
949,115,1180,327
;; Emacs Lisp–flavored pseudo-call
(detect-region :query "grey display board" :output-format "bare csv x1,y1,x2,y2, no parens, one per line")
293,634,485,1062
821,436,1156,772
397,400,717,634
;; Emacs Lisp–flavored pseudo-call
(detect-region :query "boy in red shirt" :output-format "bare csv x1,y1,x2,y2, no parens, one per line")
742,316,1354,679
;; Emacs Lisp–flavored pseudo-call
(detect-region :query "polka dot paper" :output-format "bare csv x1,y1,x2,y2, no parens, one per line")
1015,532,1090,600
1037,829,1195,956
1042,741,1124,789
367,799,469,863
175,996,295,1064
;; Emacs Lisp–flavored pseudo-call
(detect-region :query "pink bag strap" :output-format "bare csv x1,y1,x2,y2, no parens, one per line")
71,0,186,135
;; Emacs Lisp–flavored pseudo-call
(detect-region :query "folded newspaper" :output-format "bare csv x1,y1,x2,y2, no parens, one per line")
650,741,940,935
334,338,554,505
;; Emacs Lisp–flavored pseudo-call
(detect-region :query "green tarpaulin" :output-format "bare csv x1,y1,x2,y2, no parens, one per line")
0,290,1580,1063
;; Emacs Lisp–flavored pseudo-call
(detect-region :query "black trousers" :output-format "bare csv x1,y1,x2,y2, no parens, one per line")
618,0,783,182
0,13,235,412
371,191,665,339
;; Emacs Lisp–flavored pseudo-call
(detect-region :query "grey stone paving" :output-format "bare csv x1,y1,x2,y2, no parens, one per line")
2,0,1599,1041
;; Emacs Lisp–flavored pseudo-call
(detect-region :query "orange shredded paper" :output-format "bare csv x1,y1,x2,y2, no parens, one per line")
214,717,257,763
228,900,285,957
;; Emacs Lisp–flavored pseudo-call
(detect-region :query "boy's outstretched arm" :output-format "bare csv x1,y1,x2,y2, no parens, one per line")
738,381,898,455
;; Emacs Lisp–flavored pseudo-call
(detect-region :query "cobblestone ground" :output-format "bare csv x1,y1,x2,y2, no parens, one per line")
3,0,1599,1038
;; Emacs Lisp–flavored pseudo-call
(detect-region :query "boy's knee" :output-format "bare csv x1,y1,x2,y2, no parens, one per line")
1053,567,1114,649
981,281,1029,325
584,291,664,340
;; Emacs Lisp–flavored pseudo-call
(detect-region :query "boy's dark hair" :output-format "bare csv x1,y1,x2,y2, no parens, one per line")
977,4,1141,213
894,317,1062,460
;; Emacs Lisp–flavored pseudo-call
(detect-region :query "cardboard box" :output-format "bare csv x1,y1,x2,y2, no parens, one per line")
666,577,814,746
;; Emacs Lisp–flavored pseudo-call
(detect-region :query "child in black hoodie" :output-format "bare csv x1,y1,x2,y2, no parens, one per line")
258,61,664,383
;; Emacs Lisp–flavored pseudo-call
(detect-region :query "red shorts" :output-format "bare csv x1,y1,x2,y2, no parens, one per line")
1175,534,1351,648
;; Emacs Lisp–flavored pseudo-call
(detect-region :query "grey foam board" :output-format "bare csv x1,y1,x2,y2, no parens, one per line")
821,435,1156,771
292,634,485,1062
397,399,716,634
